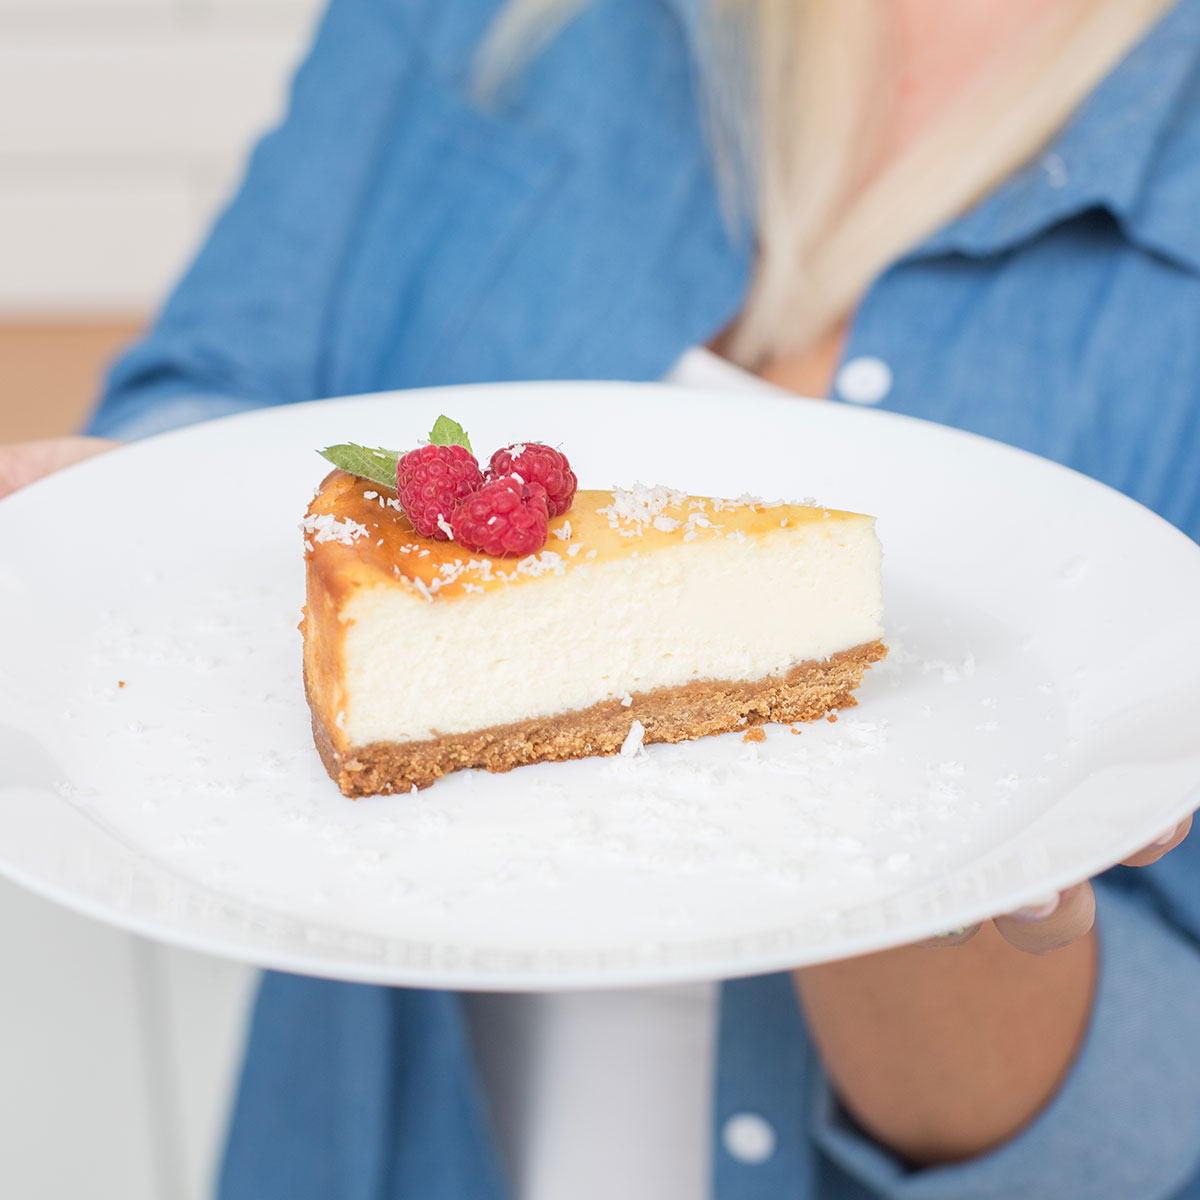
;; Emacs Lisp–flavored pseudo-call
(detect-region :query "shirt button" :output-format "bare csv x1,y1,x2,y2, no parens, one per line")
722,1112,777,1164
835,356,892,405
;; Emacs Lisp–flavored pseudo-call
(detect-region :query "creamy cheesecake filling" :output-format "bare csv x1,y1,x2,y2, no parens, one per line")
337,518,883,744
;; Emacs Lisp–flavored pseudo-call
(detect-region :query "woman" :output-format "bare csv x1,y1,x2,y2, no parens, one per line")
7,0,1200,1196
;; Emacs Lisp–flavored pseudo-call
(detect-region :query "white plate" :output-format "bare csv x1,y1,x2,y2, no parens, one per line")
2,383,1199,989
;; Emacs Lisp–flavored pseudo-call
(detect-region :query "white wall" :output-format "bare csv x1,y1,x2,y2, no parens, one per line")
0,0,325,313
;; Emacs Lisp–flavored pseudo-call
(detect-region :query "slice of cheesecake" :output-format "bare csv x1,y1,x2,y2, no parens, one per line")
302,473,886,796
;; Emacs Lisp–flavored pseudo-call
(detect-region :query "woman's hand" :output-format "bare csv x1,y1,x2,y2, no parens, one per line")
0,436,119,500
794,817,1193,1165
926,814,1193,954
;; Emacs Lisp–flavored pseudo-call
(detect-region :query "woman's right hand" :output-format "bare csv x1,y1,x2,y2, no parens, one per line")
0,436,119,500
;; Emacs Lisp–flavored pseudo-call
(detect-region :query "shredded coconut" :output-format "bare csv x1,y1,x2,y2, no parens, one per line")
598,484,688,533
301,513,370,546
407,576,435,603
513,550,565,578
620,718,646,757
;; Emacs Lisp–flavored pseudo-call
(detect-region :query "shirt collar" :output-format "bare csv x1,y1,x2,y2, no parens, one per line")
912,0,1200,272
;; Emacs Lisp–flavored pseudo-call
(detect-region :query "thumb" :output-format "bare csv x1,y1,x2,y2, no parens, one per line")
0,437,118,500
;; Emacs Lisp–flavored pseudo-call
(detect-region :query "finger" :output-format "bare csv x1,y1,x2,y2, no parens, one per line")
1121,813,1192,868
916,923,983,949
994,882,1095,955
0,437,118,500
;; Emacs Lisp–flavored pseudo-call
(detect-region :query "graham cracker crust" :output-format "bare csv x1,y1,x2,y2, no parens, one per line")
311,640,887,797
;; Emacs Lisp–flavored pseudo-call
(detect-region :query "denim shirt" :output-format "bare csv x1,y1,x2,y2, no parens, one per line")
87,1,1200,1196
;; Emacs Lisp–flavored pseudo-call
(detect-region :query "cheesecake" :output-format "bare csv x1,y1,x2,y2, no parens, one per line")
302,472,886,796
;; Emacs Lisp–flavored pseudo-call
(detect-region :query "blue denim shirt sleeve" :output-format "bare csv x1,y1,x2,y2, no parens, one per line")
809,880,1200,1199
85,0,426,439
88,395,271,440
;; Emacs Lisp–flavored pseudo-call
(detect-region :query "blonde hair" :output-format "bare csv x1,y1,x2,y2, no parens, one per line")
477,0,1177,367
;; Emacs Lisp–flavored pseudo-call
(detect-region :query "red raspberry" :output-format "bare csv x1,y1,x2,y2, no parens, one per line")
451,476,550,557
396,443,482,539
488,443,577,517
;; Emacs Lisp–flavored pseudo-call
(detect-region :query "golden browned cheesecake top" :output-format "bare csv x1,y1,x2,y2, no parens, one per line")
304,470,865,604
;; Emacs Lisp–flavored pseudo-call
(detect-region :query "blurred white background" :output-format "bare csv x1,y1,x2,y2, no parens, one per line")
1,3,323,1196
0,0,324,440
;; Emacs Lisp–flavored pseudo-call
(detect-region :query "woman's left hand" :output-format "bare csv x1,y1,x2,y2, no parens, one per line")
795,814,1194,1165
925,814,1193,954
0,436,118,500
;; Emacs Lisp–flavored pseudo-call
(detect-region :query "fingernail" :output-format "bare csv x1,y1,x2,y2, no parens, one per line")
1008,892,1060,923
1151,824,1179,847
932,927,969,939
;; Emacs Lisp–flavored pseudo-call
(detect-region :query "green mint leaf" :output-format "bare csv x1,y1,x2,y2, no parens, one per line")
317,443,402,491
429,415,473,455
